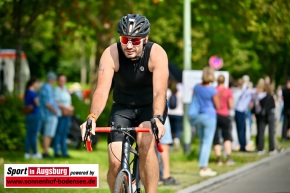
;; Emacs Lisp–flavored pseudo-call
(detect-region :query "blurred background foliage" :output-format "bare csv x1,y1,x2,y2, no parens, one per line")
1,0,289,87
0,96,26,151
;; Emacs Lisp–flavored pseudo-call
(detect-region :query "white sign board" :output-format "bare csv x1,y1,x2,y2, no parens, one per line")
182,70,230,104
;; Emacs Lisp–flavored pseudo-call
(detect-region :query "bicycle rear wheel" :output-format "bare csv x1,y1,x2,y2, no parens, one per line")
114,172,129,193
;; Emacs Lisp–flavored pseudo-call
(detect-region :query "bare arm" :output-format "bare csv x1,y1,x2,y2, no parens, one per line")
46,104,57,115
228,89,234,109
89,45,116,122
149,44,168,138
80,45,116,140
34,97,39,106
213,94,220,110
228,98,234,109
149,44,168,117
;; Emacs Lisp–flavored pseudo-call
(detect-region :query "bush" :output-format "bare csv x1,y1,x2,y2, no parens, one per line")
71,94,90,122
71,92,113,126
0,92,113,151
0,96,26,151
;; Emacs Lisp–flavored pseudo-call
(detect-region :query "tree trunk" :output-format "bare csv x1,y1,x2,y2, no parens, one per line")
13,0,23,94
270,55,276,89
80,38,87,85
89,42,96,86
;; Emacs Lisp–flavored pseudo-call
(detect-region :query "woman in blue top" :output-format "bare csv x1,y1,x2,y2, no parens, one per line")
190,66,219,177
24,77,42,159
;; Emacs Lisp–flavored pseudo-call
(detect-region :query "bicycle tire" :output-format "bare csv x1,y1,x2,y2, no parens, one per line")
114,171,129,193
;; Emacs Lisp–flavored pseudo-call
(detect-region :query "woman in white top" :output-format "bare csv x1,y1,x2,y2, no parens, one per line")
53,74,74,158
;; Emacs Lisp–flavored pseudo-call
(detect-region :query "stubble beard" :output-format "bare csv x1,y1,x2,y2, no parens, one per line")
123,48,141,60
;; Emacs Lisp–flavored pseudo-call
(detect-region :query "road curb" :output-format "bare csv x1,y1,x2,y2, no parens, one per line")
177,148,290,193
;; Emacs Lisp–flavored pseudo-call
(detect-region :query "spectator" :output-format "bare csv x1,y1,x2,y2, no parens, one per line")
188,66,219,177
274,85,284,151
264,75,275,95
264,75,271,85
53,74,74,158
243,75,254,150
275,85,284,122
39,72,60,158
282,77,290,141
213,75,235,166
252,79,276,154
70,82,83,100
246,81,254,148
229,78,241,150
158,116,180,186
252,79,264,150
234,76,253,152
24,77,42,159
167,81,184,149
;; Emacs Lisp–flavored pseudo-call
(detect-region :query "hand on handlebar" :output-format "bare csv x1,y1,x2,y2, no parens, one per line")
153,118,166,139
150,118,164,152
80,118,96,141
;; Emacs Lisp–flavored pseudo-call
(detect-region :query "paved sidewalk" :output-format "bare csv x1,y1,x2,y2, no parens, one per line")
177,147,290,193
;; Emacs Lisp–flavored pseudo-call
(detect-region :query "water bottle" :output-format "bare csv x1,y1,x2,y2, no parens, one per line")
131,176,137,193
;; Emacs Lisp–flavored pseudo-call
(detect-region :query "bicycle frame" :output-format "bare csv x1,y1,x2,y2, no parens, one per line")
119,134,139,193
84,119,162,193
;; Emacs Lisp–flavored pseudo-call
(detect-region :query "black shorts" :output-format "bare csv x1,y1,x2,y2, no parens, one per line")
107,103,168,144
213,114,232,145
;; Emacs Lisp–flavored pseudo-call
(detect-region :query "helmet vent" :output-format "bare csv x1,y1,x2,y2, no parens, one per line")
117,14,150,37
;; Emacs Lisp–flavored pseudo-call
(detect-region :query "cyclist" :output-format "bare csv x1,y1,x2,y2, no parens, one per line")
80,13,168,193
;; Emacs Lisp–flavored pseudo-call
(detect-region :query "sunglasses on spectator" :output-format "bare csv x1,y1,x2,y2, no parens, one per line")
120,36,144,46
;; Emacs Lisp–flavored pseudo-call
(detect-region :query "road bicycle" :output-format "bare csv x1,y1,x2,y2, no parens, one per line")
84,118,163,193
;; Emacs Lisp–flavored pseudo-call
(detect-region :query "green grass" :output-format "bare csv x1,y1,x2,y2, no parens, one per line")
1,136,290,193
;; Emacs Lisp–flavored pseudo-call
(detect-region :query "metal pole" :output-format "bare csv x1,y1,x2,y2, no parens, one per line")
184,0,191,71
183,0,192,154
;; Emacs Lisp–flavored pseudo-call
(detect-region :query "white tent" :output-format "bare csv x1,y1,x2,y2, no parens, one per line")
0,49,30,94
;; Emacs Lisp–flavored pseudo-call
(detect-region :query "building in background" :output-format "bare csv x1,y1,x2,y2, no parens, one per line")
0,49,30,95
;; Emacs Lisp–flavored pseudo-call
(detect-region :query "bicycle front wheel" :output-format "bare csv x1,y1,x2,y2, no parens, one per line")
114,172,129,193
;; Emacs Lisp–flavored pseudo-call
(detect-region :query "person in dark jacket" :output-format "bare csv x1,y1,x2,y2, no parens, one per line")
253,80,276,155
282,77,290,141
24,77,42,159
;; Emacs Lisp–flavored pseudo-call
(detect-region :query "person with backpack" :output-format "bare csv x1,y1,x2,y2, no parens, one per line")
167,81,184,149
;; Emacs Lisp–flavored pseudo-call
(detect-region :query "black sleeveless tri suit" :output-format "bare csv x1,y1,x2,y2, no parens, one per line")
108,42,167,143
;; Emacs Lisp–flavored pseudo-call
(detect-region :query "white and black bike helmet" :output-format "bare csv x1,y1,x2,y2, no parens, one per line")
117,14,150,37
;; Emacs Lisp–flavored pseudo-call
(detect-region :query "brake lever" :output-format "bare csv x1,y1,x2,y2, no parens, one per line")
84,119,93,152
150,118,163,152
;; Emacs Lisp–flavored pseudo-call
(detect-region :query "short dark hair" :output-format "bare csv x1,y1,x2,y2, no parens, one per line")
57,74,66,80
25,77,38,95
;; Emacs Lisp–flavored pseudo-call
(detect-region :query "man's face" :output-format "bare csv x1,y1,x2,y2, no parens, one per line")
120,36,146,60
58,75,67,87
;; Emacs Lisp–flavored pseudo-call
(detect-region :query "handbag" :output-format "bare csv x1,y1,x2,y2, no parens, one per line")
22,105,33,114
188,86,200,119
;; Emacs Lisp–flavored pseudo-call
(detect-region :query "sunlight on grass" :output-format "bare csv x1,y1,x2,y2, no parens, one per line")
1,136,290,193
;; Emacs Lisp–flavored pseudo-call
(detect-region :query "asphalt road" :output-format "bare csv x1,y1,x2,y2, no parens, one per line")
197,152,290,193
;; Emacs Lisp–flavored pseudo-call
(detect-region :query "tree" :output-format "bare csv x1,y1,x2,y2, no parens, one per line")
0,0,54,93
